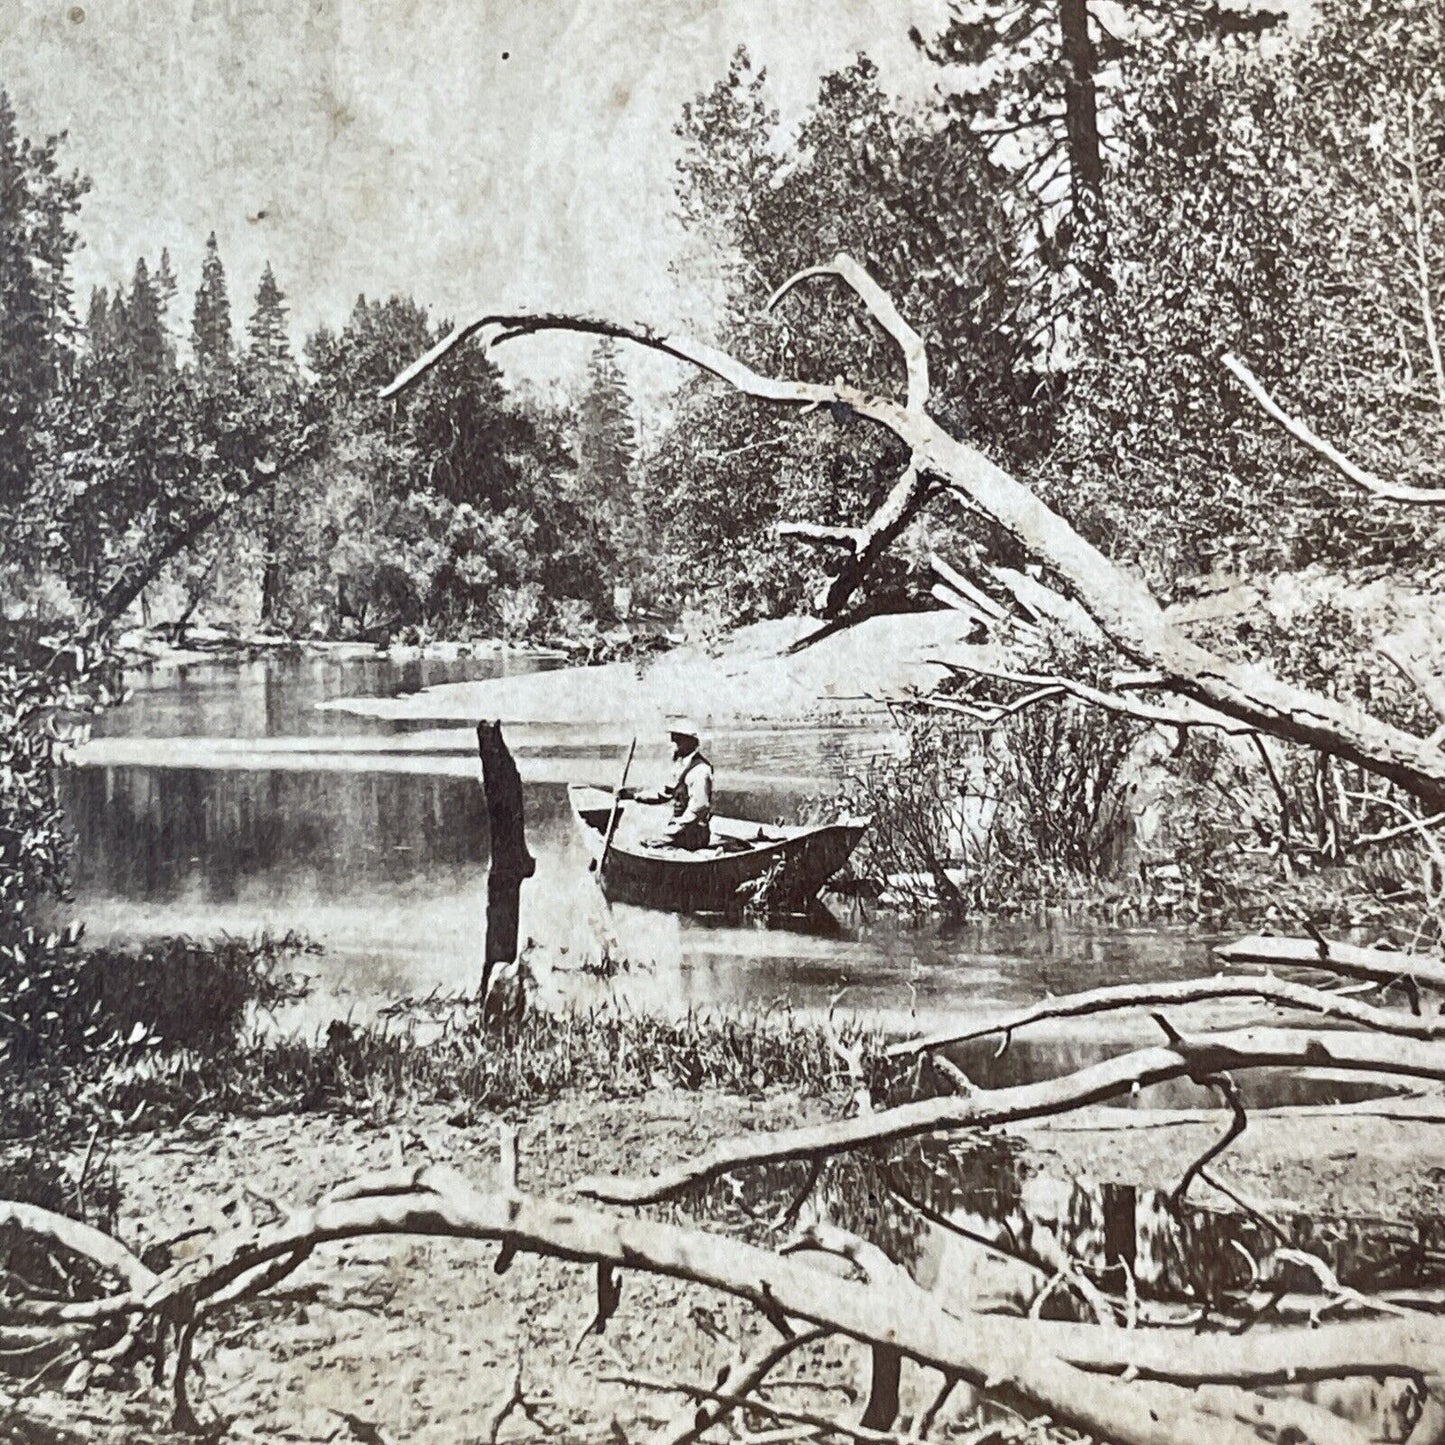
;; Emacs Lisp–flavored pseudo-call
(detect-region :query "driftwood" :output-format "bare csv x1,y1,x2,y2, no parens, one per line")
3,1162,1430,1445
1214,935,1445,994
575,1026,1445,1204
886,973,1445,1058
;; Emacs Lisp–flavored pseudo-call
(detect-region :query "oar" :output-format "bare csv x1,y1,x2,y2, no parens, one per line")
595,736,637,886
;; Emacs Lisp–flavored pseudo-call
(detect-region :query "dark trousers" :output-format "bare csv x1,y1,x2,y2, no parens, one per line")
665,820,712,851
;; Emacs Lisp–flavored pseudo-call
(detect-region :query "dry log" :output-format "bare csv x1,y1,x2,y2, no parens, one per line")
2,1168,1418,1445
886,974,1443,1058
0,1202,158,1294
575,1027,1445,1205
1213,936,1445,993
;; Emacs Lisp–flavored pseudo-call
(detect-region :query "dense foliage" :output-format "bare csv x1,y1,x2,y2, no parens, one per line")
648,0,1444,616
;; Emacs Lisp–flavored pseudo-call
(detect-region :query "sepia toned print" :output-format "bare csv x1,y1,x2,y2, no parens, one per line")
2,1,1445,1441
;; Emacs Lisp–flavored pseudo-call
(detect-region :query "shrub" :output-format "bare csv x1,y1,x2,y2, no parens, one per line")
493,582,544,641
836,689,1144,917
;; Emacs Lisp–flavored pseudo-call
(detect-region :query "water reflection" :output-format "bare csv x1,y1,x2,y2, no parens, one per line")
97,650,554,740
62,653,1222,1037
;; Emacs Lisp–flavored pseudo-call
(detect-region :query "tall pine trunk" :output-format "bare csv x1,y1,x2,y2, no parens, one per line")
1058,0,1103,209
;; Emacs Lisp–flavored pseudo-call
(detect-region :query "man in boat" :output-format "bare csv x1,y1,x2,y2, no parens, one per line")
628,718,715,850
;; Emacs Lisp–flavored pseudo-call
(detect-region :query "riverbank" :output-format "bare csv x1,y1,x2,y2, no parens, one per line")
113,624,572,673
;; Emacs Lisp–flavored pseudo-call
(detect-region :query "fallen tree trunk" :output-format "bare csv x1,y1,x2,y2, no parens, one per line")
574,1026,1445,1204
886,973,1445,1058
1213,935,1445,993
379,257,1445,809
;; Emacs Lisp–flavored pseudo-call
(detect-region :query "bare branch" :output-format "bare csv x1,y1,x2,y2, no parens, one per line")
767,254,930,414
0,1202,159,1295
649,1327,829,1445
926,658,1257,735
1223,351,1445,504
576,1027,1445,1207
779,463,932,617
885,972,1445,1058
1404,95,1445,417
1378,635,1445,725
1213,934,1445,993
776,523,862,550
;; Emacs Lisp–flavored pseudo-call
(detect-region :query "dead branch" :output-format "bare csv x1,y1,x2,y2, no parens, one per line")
574,1027,1445,1205
1404,95,1445,418
926,657,1258,735
483,1361,524,1445
1378,635,1445,725
1171,1074,1246,1211
0,1203,158,1296
1223,351,1445,504
615,1370,913,1445
778,462,933,617
650,1328,829,1445
766,255,930,415
381,259,1445,809
929,554,1013,627
885,973,1443,1058
1,1166,1417,1445
1212,934,1445,993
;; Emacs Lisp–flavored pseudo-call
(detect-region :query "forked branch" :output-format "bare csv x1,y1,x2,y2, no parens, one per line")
767,253,931,414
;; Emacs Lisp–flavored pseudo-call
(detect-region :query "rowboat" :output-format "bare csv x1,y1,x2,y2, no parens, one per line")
567,784,869,915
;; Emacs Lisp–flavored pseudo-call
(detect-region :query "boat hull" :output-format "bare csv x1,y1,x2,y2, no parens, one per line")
568,785,867,915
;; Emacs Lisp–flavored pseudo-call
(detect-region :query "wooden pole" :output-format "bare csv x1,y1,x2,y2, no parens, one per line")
595,737,637,890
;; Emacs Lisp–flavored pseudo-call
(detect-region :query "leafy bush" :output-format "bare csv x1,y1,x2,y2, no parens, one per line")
493,582,544,641
0,933,312,1074
837,688,1144,918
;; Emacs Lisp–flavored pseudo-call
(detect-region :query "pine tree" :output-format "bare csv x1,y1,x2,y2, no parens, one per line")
246,261,292,374
578,338,636,501
191,231,232,369
577,338,639,586
245,262,296,626
124,256,168,384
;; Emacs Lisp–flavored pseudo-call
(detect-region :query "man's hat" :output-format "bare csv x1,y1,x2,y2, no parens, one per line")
666,715,703,743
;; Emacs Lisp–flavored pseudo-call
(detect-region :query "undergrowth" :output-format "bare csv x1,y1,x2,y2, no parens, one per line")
1,951,885,1143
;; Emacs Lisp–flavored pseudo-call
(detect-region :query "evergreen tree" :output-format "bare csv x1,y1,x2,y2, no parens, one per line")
577,338,636,501
246,260,292,374
244,262,297,626
0,89,86,498
84,286,110,359
155,246,178,350
124,256,169,384
191,232,232,369
0,93,54,499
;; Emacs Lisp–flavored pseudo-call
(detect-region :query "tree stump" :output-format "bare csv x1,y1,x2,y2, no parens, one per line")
475,719,536,1003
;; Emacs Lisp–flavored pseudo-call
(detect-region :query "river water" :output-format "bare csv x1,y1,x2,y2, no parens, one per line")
64,650,1217,1043
64,652,1425,1318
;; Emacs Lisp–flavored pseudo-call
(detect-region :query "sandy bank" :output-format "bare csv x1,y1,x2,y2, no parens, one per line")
317,612,991,728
